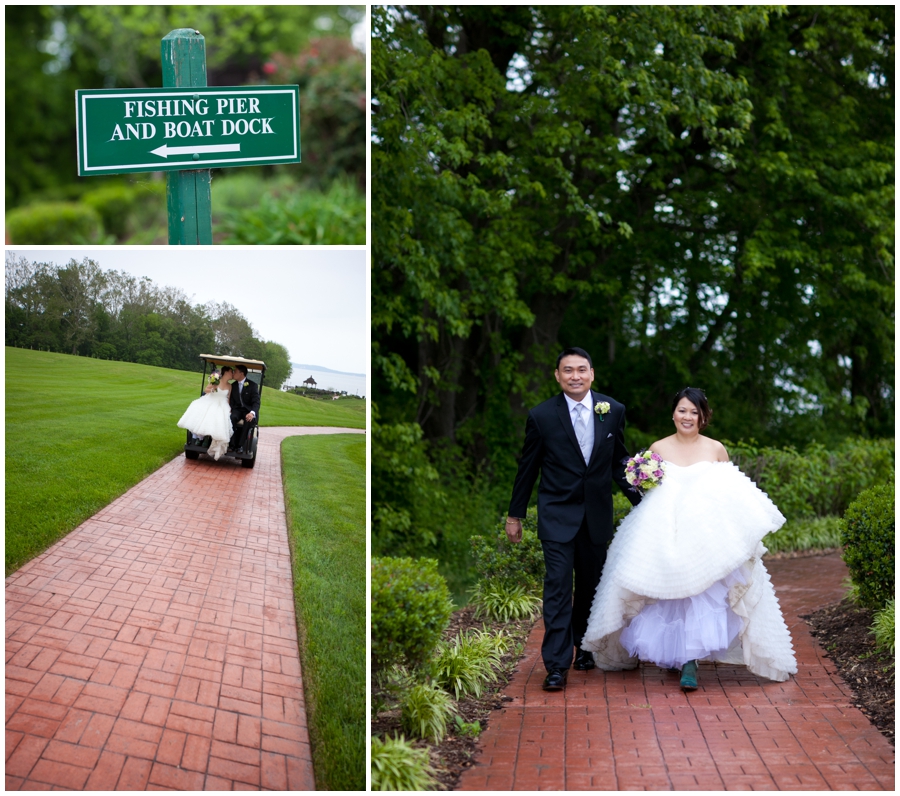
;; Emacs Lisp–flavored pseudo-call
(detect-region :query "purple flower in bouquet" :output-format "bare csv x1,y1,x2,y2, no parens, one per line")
622,448,667,494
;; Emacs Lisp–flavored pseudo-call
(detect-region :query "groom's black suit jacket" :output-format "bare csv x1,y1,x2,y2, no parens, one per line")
230,378,261,419
508,390,639,547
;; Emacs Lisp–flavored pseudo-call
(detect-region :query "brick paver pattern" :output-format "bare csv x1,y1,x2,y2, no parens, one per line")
6,426,363,791
459,554,895,791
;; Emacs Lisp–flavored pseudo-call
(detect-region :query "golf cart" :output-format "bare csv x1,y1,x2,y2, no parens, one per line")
183,354,266,469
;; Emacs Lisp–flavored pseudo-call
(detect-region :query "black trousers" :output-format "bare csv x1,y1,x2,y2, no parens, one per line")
540,519,607,671
229,410,257,448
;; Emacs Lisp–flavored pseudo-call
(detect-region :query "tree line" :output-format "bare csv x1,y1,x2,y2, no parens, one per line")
5,254,291,388
371,6,894,563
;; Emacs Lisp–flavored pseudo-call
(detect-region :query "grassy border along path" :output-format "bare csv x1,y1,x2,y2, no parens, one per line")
281,433,366,791
5,347,364,574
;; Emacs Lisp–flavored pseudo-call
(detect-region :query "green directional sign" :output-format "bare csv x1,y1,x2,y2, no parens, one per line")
75,85,300,176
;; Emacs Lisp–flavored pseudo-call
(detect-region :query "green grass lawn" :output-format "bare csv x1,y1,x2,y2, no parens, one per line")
5,347,364,574
281,434,366,791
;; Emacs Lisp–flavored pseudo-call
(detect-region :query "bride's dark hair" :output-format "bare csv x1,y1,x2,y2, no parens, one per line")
672,387,712,430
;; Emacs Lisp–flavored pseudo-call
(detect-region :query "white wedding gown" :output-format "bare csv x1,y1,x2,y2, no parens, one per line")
581,461,797,681
177,387,233,461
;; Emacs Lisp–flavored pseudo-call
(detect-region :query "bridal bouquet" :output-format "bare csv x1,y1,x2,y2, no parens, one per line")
208,371,221,386
623,449,666,494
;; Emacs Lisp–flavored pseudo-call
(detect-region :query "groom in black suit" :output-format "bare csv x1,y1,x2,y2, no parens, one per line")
229,365,261,453
506,347,639,690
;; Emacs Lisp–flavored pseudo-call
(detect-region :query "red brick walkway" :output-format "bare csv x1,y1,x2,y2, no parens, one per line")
6,427,363,791
459,553,895,791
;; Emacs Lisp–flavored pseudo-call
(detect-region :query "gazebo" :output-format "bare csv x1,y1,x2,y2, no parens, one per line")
303,376,317,388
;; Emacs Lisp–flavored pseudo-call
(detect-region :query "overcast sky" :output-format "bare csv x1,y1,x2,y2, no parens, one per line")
10,248,368,374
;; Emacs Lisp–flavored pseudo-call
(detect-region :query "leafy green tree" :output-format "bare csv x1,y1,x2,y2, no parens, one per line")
372,5,894,558
60,5,362,89
206,301,256,355
41,259,107,356
4,6,86,205
262,37,366,189
261,340,291,390
4,254,289,380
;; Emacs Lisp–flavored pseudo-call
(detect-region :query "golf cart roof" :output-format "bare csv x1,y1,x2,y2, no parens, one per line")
199,354,267,373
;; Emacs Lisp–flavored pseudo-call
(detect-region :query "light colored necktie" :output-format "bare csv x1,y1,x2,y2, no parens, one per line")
574,404,589,463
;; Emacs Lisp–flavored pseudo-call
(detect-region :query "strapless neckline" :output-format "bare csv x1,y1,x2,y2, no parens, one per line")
663,460,722,469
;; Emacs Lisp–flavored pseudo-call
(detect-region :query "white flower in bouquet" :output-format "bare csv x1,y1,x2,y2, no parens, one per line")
624,449,666,494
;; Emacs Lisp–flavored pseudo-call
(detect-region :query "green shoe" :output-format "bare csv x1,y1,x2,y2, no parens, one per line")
680,660,698,691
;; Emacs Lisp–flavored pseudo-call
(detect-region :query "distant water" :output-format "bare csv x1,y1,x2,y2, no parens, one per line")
286,365,366,396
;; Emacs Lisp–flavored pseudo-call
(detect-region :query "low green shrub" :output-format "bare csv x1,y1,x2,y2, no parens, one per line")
211,171,298,211
6,201,105,244
840,483,894,609
217,177,365,244
400,683,457,742
91,342,118,361
371,557,453,671
371,735,437,791
372,664,415,719
612,491,635,527
469,496,634,596
372,418,445,555
762,516,843,554
729,438,894,521
469,579,541,622
453,715,482,738
871,598,894,656
470,508,545,590
121,179,168,243
433,629,505,700
372,417,498,601
82,183,137,239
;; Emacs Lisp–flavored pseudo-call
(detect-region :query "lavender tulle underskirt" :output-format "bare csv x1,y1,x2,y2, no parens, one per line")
618,568,747,669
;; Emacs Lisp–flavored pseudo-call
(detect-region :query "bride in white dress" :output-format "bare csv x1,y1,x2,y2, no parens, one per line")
176,366,235,461
581,387,797,691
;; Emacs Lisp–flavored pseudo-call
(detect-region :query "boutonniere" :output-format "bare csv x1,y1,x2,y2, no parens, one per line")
594,401,611,421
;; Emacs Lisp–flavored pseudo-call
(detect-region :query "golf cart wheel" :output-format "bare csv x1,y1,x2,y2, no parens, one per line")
185,450,200,460
241,437,258,468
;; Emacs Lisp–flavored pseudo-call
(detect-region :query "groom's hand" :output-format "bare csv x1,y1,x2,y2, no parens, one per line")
505,517,522,544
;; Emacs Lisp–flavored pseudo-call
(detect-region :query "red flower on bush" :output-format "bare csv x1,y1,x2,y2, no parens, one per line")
262,62,277,75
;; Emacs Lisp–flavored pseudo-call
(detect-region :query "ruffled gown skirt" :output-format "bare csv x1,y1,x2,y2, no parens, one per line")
177,389,233,460
581,462,797,682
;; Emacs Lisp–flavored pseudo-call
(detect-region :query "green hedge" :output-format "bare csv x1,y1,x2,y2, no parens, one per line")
371,556,453,671
469,494,634,590
841,483,895,609
6,201,104,244
470,508,545,590
82,183,138,239
728,438,894,521
762,516,843,554
217,177,365,244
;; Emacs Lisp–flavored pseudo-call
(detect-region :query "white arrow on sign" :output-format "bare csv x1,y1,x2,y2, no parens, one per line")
150,143,241,159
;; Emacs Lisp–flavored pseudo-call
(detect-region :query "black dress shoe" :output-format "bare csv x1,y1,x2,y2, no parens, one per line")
574,648,596,671
542,669,568,691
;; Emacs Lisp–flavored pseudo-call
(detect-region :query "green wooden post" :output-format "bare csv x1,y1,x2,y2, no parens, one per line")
161,29,212,245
